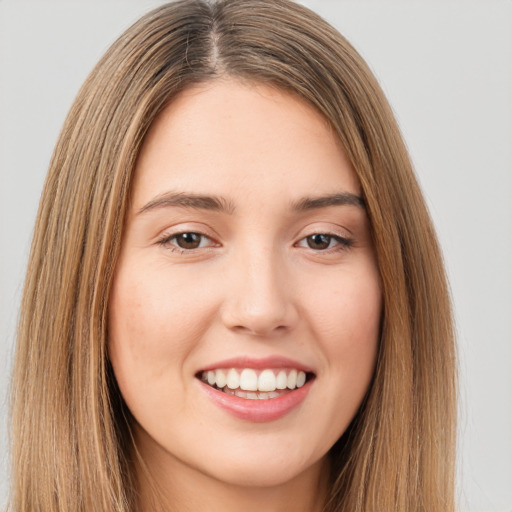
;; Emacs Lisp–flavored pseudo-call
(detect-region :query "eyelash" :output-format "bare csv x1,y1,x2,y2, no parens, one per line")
156,231,354,254
296,233,354,252
156,232,217,254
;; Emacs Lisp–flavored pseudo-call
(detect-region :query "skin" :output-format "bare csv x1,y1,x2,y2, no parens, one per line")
108,79,382,512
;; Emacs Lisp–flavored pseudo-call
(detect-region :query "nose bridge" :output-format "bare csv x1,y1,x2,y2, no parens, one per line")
221,238,298,336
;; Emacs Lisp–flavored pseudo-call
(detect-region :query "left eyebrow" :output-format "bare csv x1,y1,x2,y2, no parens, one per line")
291,192,365,211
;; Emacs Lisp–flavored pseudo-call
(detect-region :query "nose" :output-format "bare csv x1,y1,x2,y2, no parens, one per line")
220,247,299,337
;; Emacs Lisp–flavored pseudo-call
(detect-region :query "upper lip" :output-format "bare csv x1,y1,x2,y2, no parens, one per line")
198,356,315,374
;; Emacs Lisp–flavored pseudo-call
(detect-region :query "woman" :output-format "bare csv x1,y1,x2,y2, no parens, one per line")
9,1,457,511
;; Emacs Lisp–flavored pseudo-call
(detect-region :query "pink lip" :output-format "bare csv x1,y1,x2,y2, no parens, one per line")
197,356,315,422
199,356,314,373
198,378,313,422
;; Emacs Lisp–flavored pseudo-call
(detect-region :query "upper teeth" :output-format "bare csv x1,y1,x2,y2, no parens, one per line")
201,368,307,392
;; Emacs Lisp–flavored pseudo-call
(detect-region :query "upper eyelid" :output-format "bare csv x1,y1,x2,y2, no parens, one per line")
156,232,219,254
158,231,352,248
294,224,353,241
295,233,354,248
159,231,216,244
154,222,354,246
156,223,219,240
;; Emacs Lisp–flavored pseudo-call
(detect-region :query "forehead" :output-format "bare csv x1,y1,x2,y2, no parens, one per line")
131,79,360,209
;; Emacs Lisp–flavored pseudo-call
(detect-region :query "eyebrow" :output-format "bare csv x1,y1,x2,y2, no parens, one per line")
138,190,365,215
291,192,365,211
138,192,235,215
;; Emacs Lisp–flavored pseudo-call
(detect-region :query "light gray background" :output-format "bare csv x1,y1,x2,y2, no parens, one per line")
1,1,511,511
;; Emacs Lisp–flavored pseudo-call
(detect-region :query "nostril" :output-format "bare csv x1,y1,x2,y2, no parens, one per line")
229,322,293,337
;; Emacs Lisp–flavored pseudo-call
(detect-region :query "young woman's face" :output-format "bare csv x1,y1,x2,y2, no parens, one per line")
109,80,382,490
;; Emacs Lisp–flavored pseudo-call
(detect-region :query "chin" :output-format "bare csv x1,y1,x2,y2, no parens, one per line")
212,466,316,489
198,444,327,489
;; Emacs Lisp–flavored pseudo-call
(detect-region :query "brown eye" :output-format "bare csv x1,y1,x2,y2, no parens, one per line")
175,232,203,249
297,233,353,252
157,231,217,252
306,234,332,250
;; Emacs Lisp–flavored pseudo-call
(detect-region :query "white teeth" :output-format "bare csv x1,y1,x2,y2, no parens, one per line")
226,369,240,389
287,369,297,389
215,369,227,388
239,369,258,391
258,369,276,391
276,370,288,389
202,367,310,394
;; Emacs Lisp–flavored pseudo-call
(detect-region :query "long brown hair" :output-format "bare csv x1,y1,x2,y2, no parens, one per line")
9,1,457,511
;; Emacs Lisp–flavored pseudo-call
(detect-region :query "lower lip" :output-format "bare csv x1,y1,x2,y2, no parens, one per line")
199,380,312,422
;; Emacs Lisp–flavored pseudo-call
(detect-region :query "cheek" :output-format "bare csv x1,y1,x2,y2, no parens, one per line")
305,262,382,349
107,264,214,398
302,262,381,418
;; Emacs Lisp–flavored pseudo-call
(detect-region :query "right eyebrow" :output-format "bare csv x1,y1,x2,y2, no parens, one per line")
138,191,236,215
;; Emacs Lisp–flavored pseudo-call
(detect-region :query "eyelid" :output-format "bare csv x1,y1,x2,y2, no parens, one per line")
295,222,353,240
155,223,221,251
154,222,354,254
155,221,218,240
157,232,218,254
293,223,355,252
295,233,354,250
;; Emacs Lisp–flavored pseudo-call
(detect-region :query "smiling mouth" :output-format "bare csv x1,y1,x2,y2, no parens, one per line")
198,368,314,400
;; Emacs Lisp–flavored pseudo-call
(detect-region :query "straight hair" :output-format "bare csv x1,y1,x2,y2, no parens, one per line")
9,1,457,511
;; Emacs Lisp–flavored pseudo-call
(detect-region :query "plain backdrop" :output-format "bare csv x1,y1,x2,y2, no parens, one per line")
0,1,511,511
